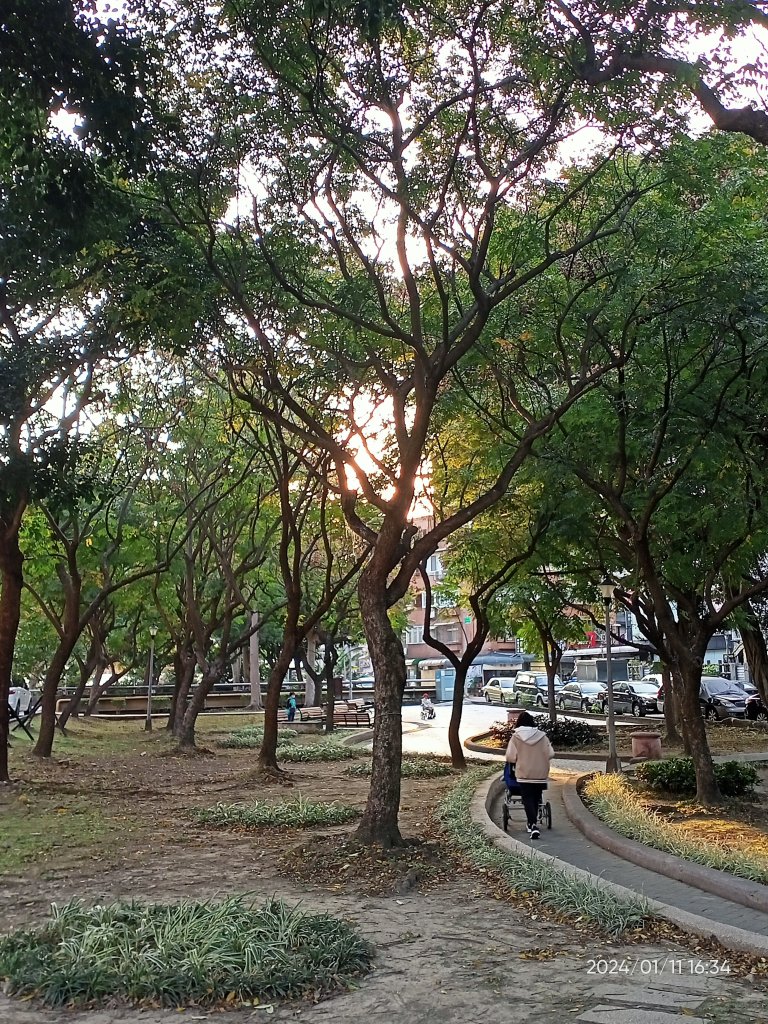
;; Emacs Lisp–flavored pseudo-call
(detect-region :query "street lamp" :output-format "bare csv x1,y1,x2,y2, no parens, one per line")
599,578,620,774
144,625,158,733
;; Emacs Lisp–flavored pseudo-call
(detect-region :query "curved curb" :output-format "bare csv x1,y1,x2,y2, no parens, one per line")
464,732,632,763
472,773,768,958
563,776,768,915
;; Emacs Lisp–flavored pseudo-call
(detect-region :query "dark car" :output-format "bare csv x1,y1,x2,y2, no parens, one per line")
699,677,747,720
746,692,768,722
598,680,660,717
558,680,605,713
514,671,563,708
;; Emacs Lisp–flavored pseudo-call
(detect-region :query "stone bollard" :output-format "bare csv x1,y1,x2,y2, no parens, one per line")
629,730,662,760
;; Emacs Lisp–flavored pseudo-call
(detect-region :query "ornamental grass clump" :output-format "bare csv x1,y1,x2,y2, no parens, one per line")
0,897,373,1008
276,739,360,762
437,768,650,934
218,726,298,749
345,757,455,779
585,773,768,884
193,795,361,829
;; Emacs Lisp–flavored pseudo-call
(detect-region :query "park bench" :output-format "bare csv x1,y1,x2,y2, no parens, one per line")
276,706,325,724
332,708,374,727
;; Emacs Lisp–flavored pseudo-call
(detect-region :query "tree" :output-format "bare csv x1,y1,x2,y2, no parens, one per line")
541,138,768,803
136,0,768,840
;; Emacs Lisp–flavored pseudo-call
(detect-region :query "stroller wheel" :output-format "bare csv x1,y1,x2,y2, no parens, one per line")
502,803,509,833
542,802,552,830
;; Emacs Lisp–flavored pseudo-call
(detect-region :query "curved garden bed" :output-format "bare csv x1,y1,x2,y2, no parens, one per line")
567,767,768,913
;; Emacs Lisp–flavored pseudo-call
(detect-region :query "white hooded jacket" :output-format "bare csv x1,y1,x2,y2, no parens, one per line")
505,726,555,783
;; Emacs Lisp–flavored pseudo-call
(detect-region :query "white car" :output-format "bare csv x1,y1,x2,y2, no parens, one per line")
482,678,519,704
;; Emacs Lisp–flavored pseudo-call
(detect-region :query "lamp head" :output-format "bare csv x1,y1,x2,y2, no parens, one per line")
149,625,158,638
599,577,614,603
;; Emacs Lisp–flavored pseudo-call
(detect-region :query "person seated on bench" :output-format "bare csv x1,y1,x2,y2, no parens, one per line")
505,710,554,841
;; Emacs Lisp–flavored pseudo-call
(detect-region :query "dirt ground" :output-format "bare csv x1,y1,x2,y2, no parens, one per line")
2,718,768,1023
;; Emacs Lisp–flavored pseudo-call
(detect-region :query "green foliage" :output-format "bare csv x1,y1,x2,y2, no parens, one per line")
488,717,602,749
635,757,759,797
0,897,372,1007
276,739,361,762
217,726,298,749
437,768,650,934
344,757,455,778
585,774,768,883
192,796,361,829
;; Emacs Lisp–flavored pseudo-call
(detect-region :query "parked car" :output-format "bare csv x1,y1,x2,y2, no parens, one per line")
558,680,605,713
482,678,519,704
746,692,768,722
699,677,747,720
637,673,665,714
514,671,563,708
598,680,660,717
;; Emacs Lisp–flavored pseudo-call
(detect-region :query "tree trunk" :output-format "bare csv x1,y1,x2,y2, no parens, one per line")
177,661,225,749
259,642,295,770
0,528,24,784
661,664,680,744
677,662,720,804
172,655,197,738
58,651,103,730
33,629,82,757
447,663,468,770
165,647,184,732
355,571,406,848
248,612,263,710
739,601,768,704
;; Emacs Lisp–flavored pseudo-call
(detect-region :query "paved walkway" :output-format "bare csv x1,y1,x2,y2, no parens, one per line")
490,772,768,936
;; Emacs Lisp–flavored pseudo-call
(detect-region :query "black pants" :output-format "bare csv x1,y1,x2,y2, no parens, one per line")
518,783,545,827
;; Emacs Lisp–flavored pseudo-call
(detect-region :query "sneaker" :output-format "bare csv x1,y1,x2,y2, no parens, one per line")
526,824,534,835
530,827,540,840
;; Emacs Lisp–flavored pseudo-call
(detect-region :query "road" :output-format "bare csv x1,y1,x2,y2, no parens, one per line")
399,699,663,761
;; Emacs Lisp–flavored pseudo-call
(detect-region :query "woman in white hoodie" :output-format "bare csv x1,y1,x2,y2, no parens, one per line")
505,710,555,839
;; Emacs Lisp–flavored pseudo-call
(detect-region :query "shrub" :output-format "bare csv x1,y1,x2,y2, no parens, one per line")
488,717,602,750
635,757,759,797
436,768,650,934
192,795,361,829
345,757,455,779
584,773,768,883
0,897,372,1008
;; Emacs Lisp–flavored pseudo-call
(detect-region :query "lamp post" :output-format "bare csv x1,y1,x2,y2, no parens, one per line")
144,625,158,733
599,578,620,774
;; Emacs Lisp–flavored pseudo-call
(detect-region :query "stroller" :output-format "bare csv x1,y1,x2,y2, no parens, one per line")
501,761,552,833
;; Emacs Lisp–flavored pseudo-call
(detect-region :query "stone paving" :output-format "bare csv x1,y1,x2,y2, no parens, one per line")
491,775,768,936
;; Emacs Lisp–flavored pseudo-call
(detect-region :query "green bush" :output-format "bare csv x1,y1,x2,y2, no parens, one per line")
488,717,602,749
192,795,361,829
0,897,372,1008
635,757,759,797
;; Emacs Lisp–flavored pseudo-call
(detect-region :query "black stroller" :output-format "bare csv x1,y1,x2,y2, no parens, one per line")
501,762,552,832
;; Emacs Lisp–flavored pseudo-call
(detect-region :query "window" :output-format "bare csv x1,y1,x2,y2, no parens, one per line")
438,624,460,644
427,553,442,577
405,626,423,645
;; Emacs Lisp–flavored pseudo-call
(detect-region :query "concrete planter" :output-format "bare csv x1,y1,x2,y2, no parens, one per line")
629,730,662,760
